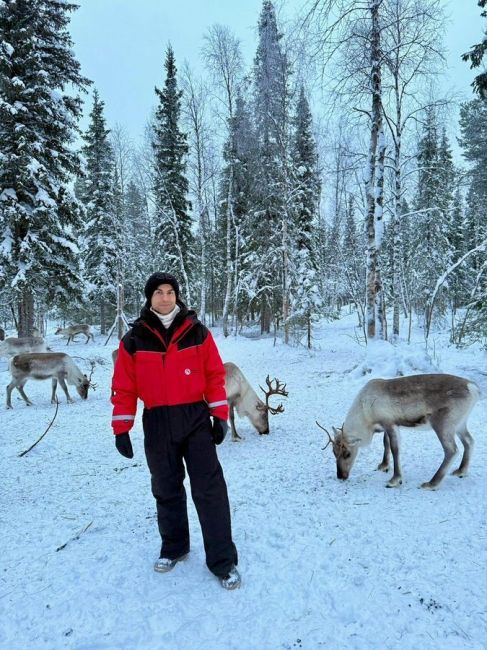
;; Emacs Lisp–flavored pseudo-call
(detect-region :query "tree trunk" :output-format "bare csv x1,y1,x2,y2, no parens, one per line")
222,165,234,337
117,283,125,341
365,0,382,341
282,216,289,344
100,301,107,335
375,124,386,340
18,287,35,336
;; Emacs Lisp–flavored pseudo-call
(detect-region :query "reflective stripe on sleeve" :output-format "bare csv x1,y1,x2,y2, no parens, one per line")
208,400,228,409
112,415,135,421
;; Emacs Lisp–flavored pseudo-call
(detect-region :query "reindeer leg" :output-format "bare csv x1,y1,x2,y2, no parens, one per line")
421,416,457,490
51,378,58,404
451,426,473,478
58,375,73,403
16,381,33,407
385,426,402,487
377,431,390,472
66,335,70,346
230,404,242,441
6,382,15,408
84,333,89,344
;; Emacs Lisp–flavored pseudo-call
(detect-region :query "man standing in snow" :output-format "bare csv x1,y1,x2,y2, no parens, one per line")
111,272,240,590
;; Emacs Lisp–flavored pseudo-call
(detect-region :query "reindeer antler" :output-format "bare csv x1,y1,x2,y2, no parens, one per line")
316,420,334,450
259,375,288,415
87,360,97,391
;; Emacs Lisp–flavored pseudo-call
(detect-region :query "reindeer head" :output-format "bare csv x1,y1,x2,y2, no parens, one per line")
318,422,359,480
255,375,289,434
76,375,90,400
76,361,96,400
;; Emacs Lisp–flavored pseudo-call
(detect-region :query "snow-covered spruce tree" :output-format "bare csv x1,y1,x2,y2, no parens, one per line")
152,45,193,302
0,0,89,335
80,89,118,333
217,89,257,329
462,0,487,99
456,98,487,343
288,85,322,348
124,179,152,313
411,107,453,323
251,0,290,334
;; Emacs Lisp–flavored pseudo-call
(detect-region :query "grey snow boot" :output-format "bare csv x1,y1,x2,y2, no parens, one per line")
219,566,241,590
154,553,188,573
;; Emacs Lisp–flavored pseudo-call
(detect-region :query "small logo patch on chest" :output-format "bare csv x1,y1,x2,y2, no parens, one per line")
184,368,191,375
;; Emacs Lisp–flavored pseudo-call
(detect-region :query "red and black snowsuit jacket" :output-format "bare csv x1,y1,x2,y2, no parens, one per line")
111,304,229,435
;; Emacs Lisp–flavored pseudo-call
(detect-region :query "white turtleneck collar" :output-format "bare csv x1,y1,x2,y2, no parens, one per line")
151,304,181,329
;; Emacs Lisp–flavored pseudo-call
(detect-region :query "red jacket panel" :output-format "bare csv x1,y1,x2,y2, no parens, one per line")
111,310,228,434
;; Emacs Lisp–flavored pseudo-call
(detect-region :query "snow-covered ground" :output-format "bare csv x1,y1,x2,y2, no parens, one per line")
1,314,486,649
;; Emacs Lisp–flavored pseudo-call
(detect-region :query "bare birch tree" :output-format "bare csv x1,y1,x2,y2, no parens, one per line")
203,24,243,336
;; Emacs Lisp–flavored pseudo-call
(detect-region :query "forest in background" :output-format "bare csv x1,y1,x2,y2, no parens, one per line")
0,0,486,348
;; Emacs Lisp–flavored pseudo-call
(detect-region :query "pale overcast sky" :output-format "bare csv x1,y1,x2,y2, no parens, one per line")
69,0,484,143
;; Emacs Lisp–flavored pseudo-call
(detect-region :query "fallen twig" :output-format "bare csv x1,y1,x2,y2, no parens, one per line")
56,521,93,552
18,399,59,457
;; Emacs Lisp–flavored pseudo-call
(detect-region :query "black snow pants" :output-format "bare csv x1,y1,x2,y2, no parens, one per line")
142,401,238,578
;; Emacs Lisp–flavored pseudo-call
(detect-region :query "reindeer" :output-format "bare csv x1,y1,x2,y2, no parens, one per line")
6,352,94,408
324,374,480,490
55,324,94,345
224,362,288,441
0,327,4,341
0,336,48,358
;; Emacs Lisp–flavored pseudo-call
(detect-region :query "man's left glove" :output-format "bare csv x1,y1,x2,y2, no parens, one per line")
211,417,228,445
115,432,134,458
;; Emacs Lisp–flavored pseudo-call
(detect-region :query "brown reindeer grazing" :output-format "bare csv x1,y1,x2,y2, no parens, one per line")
6,352,94,408
55,324,94,345
0,336,48,358
326,374,480,490
224,362,288,441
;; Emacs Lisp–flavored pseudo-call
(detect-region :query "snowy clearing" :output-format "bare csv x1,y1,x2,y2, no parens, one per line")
1,314,487,650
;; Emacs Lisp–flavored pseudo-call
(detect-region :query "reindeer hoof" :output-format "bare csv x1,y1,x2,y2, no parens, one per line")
420,481,437,490
376,463,389,472
386,478,402,488
451,469,466,478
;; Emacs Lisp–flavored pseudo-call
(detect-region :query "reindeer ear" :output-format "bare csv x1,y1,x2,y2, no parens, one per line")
347,436,361,446
332,426,340,436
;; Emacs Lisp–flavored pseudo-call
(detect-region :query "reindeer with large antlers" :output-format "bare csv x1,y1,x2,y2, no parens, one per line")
6,352,95,408
224,362,288,441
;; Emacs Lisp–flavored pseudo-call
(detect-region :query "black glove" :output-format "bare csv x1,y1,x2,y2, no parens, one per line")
211,417,228,445
115,432,134,458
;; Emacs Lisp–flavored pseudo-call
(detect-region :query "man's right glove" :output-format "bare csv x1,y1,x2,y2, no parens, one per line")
211,417,228,445
115,432,134,458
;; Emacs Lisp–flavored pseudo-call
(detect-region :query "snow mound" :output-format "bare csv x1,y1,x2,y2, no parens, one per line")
350,338,440,379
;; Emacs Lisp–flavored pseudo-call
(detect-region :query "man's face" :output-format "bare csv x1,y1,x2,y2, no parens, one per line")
151,283,177,315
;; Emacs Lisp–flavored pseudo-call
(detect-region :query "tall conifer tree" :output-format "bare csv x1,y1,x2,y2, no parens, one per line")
0,0,89,334
153,46,193,300
290,86,322,347
80,89,118,333
252,0,290,332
